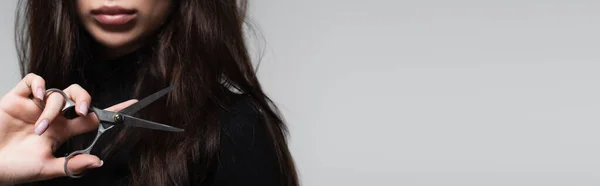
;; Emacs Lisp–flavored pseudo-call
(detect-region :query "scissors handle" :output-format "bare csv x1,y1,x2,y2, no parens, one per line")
44,89,79,118
43,89,113,178
63,121,111,178
63,150,89,178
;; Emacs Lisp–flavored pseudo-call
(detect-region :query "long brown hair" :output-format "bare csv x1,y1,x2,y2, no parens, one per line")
15,0,298,185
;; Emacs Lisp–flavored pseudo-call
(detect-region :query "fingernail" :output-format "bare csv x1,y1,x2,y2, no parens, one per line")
79,102,89,115
34,119,48,135
36,88,44,100
90,160,104,168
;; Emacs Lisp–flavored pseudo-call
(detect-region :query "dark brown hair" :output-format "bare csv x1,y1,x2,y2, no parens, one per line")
15,0,298,185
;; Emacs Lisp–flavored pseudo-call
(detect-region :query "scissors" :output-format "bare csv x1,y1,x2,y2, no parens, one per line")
38,85,184,178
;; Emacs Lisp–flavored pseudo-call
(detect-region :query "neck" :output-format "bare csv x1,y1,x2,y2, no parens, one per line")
93,40,146,61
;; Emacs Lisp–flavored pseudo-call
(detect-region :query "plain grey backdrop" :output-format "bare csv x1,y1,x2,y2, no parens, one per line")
2,0,600,186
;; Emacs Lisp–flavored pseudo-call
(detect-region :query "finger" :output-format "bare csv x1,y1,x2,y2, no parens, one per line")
59,112,100,138
105,99,138,112
42,154,103,179
62,84,91,116
10,73,46,100
33,92,66,135
0,95,43,123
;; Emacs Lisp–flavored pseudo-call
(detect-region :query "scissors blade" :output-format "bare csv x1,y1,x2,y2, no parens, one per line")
120,85,177,116
93,107,118,123
122,114,184,132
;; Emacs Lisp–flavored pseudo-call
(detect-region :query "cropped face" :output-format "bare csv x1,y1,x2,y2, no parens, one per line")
76,0,172,54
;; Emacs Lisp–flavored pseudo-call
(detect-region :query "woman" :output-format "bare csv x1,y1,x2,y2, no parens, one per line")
0,0,298,185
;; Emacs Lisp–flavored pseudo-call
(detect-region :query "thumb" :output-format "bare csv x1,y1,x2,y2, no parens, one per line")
42,154,103,179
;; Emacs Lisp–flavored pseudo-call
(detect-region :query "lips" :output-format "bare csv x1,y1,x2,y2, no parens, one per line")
91,6,137,25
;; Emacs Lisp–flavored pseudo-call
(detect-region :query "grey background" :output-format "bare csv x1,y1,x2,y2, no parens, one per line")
2,0,600,185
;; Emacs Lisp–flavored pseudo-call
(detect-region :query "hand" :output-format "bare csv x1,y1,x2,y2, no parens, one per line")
0,73,136,185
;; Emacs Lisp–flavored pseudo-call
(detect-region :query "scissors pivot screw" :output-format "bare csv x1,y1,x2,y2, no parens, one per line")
114,114,123,124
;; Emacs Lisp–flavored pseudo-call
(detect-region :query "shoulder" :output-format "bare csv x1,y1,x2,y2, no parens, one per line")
217,80,260,120
218,92,261,128
216,90,277,154
217,91,268,148
210,88,283,185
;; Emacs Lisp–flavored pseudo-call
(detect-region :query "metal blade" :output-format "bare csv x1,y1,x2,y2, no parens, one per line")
120,85,176,115
122,114,184,132
93,107,118,123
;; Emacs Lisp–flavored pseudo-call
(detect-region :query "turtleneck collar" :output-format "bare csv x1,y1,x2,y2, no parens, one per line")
81,49,143,109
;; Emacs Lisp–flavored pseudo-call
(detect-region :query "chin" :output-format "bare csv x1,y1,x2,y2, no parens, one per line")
92,33,137,49
84,25,147,54
97,40,132,49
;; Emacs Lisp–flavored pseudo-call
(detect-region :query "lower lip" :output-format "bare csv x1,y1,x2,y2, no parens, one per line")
93,14,136,25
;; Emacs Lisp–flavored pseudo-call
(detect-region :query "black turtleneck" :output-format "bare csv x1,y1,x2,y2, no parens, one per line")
34,52,282,186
